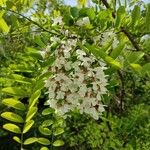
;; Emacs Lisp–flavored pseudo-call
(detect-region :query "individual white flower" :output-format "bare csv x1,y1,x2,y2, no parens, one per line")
56,91,65,100
96,92,102,100
52,16,63,26
68,83,78,93
72,61,81,72
92,82,99,91
64,61,72,71
78,84,87,97
98,105,105,112
76,17,90,26
50,36,60,42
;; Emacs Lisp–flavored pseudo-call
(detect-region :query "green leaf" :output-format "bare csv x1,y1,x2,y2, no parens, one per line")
53,128,64,136
105,56,122,68
37,138,50,146
2,98,26,111
42,120,53,127
142,63,150,74
24,137,38,145
70,7,79,18
87,8,95,20
110,42,125,59
146,4,150,32
7,74,32,84
3,123,21,134
25,47,43,60
0,18,10,33
53,140,64,147
38,72,53,81
42,108,54,115
1,112,24,123
41,57,55,68
34,35,46,48
40,147,49,150
26,107,38,122
131,5,140,28
125,51,144,64
38,126,52,135
2,87,28,97
130,63,142,72
85,44,122,68
13,136,21,144
29,90,41,108
23,120,34,134
115,6,125,28
0,0,7,6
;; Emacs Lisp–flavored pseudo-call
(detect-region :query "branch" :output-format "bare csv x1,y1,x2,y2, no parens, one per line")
0,6,60,35
117,70,125,114
100,0,142,52
121,27,141,51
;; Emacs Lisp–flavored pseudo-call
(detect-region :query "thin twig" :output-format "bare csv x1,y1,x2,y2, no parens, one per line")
100,0,142,52
117,70,125,114
0,6,60,35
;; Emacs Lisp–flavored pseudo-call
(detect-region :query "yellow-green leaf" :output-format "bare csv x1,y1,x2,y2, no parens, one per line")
0,18,10,33
3,123,21,134
0,0,6,6
53,128,64,136
42,108,54,116
37,138,50,146
131,5,140,28
53,140,64,147
1,112,24,123
7,74,32,84
23,120,34,134
40,147,49,150
146,4,150,32
38,126,52,135
13,136,21,144
2,87,27,97
25,107,37,122
42,120,53,127
2,98,26,111
24,137,37,145
115,6,126,28
29,90,41,108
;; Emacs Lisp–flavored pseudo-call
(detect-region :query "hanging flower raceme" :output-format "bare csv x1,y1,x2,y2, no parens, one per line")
44,17,108,120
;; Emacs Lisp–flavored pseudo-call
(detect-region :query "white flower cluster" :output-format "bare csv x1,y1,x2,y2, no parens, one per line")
44,34,108,120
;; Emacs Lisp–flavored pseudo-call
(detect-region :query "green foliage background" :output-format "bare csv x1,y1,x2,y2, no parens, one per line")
0,0,150,150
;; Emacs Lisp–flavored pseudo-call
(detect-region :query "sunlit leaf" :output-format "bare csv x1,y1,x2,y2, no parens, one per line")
115,6,125,28
37,138,50,146
42,120,53,127
13,136,21,144
38,126,52,135
146,4,150,32
3,123,21,134
53,128,64,136
1,112,24,123
25,107,38,122
2,98,26,111
40,147,49,150
42,108,54,115
24,137,37,145
131,5,140,28
7,74,32,84
2,87,28,97
23,120,34,134
0,18,10,33
29,90,41,108
53,140,64,147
